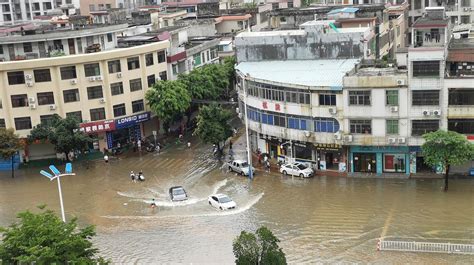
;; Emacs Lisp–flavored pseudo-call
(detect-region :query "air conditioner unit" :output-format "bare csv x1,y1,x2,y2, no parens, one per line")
28,97,36,103
433,110,441,116
25,74,33,80
95,76,103,81
328,107,337,115
29,104,36,109
49,104,56,110
26,81,34,87
88,77,95,81
398,137,406,144
99,98,106,104
396,79,405,86
464,7,471,11
155,77,161,82
304,131,311,137
390,106,398,112
116,72,122,78
388,137,397,144
70,79,77,85
344,135,353,142
422,110,431,116
334,132,342,140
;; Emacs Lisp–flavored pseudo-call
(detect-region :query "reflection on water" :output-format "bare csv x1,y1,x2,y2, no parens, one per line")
0,139,473,263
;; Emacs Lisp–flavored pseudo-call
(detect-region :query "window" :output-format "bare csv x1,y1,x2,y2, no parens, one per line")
0,119,5,128
14,117,32,130
319,94,336,106
157,50,166,63
89,4,95,11
90,108,106,121
350,120,372,134
23,42,32,53
159,71,167,81
113,103,126,117
412,61,440,77
37,92,54,105
386,120,399,134
127,57,140,70
448,119,474,134
7,71,25,85
108,60,121,73
129,79,142,92
145,53,154,66
106,4,111,9
107,33,113,42
87,86,103,99
111,82,124,96
285,91,310,104
132,99,144,113
84,63,100,77
60,66,77,80
193,53,201,66
172,64,178,75
0,45,3,54
314,118,340,133
386,90,398,106
288,1,294,8
147,74,156,87
34,69,51,83
412,90,439,105
63,89,80,103
40,115,55,126
349,91,371,105
288,117,308,130
11,94,28,108
449,89,474,105
412,120,439,136
66,111,82,122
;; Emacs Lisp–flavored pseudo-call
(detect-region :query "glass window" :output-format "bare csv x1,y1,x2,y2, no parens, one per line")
40,115,55,126
193,53,201,66
412,90,439,105
386,90,398,106
34,69,51,83
63,89,80,103
129,78,142,92
37,92,54,105
60,66,77,80
7,71,25,85
66,111,82,122
0,119,5,128
14,117,32,130
87,86,103,99
319,94,336,106
84,63,100,77
113,103,126,117
386,119,399,134
111,82,124,96
90,107,106,121
412,61,440,77
145,53,154,66
448,89,474,105
412,120,439,136
108,60,121,73
107,33,113,42
147,74,156,88
383,154,405,173
132,99,144,113
350,120,372,134
157,51,166,63
448,119,474,134
314,118,340,133
23,42,33,53
127,57,140,70
349,91,371,105
11,94,28,108
159,71,167,81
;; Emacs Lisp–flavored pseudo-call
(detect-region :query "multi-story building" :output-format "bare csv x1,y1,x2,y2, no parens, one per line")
0,24,169,160
0,0,56,25
409,0,473,26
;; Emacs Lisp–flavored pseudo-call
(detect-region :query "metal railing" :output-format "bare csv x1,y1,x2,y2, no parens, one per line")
378,240,474,255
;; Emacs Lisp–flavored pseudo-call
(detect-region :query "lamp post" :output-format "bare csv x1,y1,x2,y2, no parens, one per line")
39,163,75,222
243,74,253,180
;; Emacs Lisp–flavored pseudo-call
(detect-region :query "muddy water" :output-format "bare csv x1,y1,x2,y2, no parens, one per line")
0,138,473,263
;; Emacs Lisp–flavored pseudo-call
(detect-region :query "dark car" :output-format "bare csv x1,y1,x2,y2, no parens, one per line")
169,186,188,201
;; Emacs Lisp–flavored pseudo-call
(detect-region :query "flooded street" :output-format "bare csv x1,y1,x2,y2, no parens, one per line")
0,136,473,264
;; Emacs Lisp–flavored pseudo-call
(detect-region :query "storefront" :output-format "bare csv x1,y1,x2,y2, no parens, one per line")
107,112,151,149
313,143,344,171
349,146,410,176
79,119,116,152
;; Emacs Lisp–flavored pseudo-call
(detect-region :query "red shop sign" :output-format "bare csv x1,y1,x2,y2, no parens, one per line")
79,120,115,134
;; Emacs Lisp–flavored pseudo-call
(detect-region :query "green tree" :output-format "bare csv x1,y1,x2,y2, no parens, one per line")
422,130,474,191
0,128,22,178
233,226,287,265
179,64,229,100
194,104,233,150
28,115,91,160
0,205,108,264
146,80,191,132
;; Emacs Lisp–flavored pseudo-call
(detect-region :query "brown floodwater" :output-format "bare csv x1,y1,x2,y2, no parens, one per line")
0,136,473,264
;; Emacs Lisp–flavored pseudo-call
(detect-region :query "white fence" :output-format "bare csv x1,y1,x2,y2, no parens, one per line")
378,239,474,255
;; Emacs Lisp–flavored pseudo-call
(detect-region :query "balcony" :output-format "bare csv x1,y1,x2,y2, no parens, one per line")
414,31,446,48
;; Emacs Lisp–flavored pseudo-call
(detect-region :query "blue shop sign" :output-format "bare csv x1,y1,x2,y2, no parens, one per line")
350,145,409,153
115,112,151,129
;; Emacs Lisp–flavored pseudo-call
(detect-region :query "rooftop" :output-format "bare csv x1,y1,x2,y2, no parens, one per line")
236,59,359,89
215,14,252,23
327,7,359,15
236,30,305,38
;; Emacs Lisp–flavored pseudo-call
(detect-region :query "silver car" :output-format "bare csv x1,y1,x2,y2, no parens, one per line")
169,186,188,201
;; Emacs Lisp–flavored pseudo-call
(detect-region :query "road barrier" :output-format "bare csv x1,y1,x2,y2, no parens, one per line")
378,239,474,255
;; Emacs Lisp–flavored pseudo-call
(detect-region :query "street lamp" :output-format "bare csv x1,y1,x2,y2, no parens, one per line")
39,163,75,222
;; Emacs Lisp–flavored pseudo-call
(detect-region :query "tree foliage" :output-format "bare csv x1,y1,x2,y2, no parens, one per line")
179,63,230,100
28,114,91,159
0,128,22,160
146,80,191,130
233,226,287,265
422,130,474,191
194,104,233,148
0,206,108,264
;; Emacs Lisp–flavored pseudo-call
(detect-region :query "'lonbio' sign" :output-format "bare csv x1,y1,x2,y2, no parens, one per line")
115,112,151,129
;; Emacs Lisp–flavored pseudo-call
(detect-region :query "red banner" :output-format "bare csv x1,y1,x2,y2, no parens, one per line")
79,120,115,134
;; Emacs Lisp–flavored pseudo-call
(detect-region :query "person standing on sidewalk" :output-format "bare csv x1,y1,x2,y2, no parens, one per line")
137,139,142,152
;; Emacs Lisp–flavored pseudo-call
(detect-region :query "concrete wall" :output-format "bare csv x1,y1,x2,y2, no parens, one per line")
177,19,216,37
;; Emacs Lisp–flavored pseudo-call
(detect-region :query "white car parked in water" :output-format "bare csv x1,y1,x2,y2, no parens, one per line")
208,194,237,210
280,162,314,178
